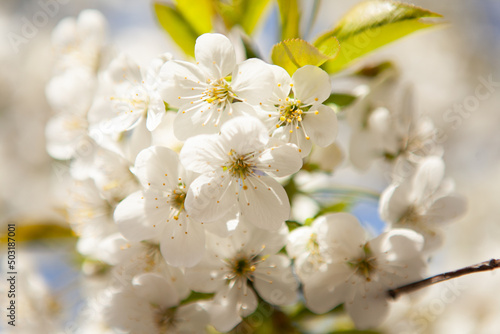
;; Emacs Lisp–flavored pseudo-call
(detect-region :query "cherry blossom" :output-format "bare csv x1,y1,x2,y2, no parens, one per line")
159,33,274,140
288,213,427,329
180,116,302,230
258,65,338,157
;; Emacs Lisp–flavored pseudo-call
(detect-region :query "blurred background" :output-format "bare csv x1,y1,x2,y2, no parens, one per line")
1,0,500,333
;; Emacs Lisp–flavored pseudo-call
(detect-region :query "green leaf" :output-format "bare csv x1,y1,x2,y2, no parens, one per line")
215,0,271,35
324,93,357,108
181,291,214,305
240,0,272,34
315,201,350,218
315,0,443,73
277,0,300,40
271,38,336,75
175,0,213,35
154,2,199,57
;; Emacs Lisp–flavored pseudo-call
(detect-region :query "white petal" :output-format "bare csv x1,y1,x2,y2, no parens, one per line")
286,226,314,260
268,64,292,99
114,191,157,242
132,273,179,308
231,59,274,104
239,176,290,230
175,303,210,333
160,216,206,268
410,156,445,204
219,116,268,154
303,264,352,313
195,33,236,79
292,65,331,105
379,183,412,225
425,195,466,225
180,134,225,174
253,255,298,305
238,220,288,256
208,284,244,332
77,9,107,46
159,60,207,108
273,124,313,157
45,113,87,160
315,213,366,261
185,173,238,223
303,104,338,147
257,144,303,178
145,92,165,131
107,53,142,84
346,287,390,330
134,146,179,190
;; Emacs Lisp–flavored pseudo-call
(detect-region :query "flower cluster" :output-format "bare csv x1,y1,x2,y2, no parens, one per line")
45,10,466,333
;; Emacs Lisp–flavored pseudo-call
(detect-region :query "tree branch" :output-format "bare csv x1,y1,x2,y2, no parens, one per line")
387,258,500,300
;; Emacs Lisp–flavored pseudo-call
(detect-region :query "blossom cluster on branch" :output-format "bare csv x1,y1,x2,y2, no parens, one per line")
45,7,466,334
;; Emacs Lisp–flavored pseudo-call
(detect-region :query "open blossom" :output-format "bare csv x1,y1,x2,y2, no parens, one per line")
348,84,443,170
51,9,107,72
380,156,466,251
180,116,303,230
159,33,274,141
113,146,207,267
185,220,298,332
88,52,170,135
288,213,427,329
104,273,209,334
259,65,338,157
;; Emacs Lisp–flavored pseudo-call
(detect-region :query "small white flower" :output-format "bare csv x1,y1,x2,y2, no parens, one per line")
159,33,274,141
88,53,169,135
380,156,466,251
288,213,427,329
66,179,117,260
105,273,209,334
185,221,298,332
259,65,338,157
100,234,190,297
114,146,207,267
51,9,107,72
180,116,303,230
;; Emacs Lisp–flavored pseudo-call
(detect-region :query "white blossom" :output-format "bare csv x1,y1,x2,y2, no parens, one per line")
180,116,302,230
288,212,427,329
159,33,274,140
105,273,209,334
185,220,298,332
114,146,208,267
380,156,466,251
259,65,338,157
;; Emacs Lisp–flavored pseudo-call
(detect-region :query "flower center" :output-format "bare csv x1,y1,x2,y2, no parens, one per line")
224,253,259,282
224,150,255,189
347,243,377,281
274,99,315,137
152,305,177,332
171,184,186,220
110,85,150,116
204,78,235,105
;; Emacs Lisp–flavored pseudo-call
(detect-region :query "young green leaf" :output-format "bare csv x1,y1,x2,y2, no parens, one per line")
271,38,337,75
215,0,271,35
175,0,213,35
323,93,357,108
240,0,272,35
153,2,199,57
314,0,443,74
277,0,300,40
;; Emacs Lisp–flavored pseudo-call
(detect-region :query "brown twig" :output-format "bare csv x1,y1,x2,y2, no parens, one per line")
387,258,500,300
